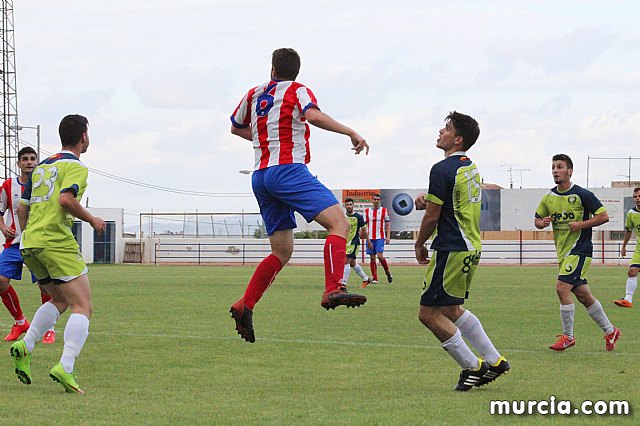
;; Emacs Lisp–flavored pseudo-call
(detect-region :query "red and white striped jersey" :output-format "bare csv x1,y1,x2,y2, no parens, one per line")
231,80,318,170
365,207,390,240
0,177,26,248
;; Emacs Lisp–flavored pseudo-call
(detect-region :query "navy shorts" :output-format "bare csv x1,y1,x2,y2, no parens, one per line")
346,244,360,259
0,244,36,282
252,163,339,236
557,255,591,287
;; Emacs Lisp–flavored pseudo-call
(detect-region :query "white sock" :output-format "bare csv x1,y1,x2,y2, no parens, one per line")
625,277,637,302
61,313,90,373
455,310,501,365
342,264,351,285
353,264,368,280
560,303,575,339
585,300,614,335
441,328,479,370
23,302,60,353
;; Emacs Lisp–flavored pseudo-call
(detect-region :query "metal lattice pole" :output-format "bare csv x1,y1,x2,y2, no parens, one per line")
1,0,19,180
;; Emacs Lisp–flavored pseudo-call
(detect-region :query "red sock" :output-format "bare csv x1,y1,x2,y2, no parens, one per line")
380,258,390,274
0,285,24,321
324,235,347,293
41,292,52,305
370,260,378,281
243,254,283,310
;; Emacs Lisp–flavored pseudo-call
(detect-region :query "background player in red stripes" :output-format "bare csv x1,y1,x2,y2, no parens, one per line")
229,48,369,343
365,194,392,284
0,147,55,344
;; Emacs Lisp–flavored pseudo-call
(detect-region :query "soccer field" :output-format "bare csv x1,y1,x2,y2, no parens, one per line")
1,264,637,425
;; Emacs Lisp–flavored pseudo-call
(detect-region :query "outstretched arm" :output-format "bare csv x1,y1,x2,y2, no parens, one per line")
304,108,369,155
230,125,253,142
59,192,106,234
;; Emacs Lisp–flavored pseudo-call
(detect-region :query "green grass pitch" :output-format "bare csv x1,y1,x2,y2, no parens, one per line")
1,264,638,425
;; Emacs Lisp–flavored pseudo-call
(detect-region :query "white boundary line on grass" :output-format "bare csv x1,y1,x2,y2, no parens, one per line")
87,331,640,357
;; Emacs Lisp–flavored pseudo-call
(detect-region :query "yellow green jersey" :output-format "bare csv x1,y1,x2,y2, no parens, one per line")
625,207,640,247
535,184,606,261
20,151,88,250
346,212,366,246
425,153,482,252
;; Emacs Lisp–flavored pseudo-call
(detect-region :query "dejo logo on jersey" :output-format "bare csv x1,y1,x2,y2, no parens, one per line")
551,211,575,225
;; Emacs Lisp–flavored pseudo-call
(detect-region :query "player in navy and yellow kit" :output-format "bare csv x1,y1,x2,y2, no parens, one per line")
10,115,106,394
535,154,620,352
414,111,509,392
613,187,640,308
342,198,371,288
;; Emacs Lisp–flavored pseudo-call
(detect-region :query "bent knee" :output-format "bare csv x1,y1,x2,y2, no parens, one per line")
418,308,437,326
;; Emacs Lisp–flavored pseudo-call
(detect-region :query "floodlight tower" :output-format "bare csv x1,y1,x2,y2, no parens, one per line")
1,0,19,180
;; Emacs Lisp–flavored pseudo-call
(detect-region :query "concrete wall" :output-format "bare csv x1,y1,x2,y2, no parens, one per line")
133,237,633,266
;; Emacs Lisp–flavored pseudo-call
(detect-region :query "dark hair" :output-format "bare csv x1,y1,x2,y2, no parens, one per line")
59,114,89,147
552,154,573,170
634,187,640,193
446,111,480,150
272,48,301,80
344,197,354,203
17,146,37,160
372,193,381,199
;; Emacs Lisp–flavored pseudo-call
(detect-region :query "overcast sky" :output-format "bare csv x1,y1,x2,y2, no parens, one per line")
12,1,640,226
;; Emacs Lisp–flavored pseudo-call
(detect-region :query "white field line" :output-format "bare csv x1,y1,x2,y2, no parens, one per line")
83,330,640,357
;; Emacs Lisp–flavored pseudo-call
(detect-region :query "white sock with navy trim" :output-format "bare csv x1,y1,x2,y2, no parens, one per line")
455,310,501,365
441,328,479,370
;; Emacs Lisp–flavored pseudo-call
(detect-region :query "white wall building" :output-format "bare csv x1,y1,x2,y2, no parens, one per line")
0,207,124,264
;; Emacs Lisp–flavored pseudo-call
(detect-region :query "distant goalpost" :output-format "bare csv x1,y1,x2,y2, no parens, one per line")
138,211,264,239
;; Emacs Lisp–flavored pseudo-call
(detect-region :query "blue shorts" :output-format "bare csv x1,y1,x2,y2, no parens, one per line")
252,163,339,236
0,244,36,282
366,239,386,255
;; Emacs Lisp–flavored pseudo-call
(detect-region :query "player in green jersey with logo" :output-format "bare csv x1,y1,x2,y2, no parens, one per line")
614,187,640,308
342,197,371,288
535,154,620,352
10,114,106,394
414,111,509,391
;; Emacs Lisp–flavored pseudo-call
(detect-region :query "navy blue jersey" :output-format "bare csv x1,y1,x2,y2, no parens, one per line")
425,154,482,252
